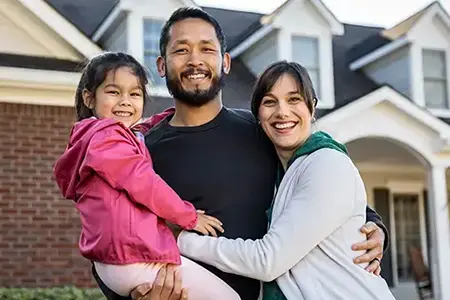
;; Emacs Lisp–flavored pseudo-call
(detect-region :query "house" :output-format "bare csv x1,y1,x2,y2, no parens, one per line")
0,0,449,299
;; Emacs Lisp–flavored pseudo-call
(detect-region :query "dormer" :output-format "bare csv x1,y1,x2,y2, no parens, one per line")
92,0,198,97
349,1,450,118
230,0,344,109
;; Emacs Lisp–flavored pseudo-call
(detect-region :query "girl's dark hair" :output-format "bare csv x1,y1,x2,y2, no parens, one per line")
250,61,318,119
75,52,150,121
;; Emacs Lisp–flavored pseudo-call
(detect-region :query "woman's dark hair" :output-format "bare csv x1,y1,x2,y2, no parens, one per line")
75,52,150,121
250,61,318,119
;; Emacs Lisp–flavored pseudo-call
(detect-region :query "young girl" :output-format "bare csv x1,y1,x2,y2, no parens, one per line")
54,52,240,300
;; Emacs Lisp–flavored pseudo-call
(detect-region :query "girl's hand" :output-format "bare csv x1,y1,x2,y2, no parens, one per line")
193,210,224,237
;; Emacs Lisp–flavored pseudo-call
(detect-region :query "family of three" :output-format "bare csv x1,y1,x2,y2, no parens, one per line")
54,7,396,300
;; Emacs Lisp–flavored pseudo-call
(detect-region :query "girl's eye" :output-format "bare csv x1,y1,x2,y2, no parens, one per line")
107,90,119,95
131,92,142,97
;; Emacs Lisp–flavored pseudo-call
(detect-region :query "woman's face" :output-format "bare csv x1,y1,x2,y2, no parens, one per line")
258,73,313,157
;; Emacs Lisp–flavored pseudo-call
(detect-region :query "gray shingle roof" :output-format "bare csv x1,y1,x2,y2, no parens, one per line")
202,7,263,50
44,0,118,37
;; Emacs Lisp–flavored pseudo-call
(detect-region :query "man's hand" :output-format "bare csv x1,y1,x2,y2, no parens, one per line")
130,265,188,300
351,221,385,275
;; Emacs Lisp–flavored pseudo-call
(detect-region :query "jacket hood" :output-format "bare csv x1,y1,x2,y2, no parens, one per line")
54,118,119,201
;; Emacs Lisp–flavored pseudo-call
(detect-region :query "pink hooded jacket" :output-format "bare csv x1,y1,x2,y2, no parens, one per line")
54,111,196,265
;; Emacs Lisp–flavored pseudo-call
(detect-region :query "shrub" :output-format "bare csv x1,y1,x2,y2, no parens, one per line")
0,287,105,300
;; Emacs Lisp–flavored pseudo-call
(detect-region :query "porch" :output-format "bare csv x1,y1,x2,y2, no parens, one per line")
316,86,450,300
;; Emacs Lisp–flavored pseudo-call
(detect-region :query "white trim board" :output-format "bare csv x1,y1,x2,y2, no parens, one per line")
16,0,103,58
0,66,80,107
316,85,450,139
349,36,410,71
0,66,81,88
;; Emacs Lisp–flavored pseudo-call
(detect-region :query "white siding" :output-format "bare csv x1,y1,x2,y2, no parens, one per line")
364,46,411,97
241,30,278,77
101,17,128,52
272,0,336,108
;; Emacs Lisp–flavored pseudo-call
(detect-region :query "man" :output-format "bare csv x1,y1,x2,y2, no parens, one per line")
94,7,388,300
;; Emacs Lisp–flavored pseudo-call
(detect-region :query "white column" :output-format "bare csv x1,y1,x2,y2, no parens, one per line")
427,165,450,300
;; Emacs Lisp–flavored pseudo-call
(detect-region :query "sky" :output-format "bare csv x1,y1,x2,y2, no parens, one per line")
195,0,450,28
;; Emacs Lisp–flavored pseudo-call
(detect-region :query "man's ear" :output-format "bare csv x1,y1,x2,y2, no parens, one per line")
222,52,231,75
157,56,166,78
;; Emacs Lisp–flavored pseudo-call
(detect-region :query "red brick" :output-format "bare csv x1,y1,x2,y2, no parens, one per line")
0,103,94,287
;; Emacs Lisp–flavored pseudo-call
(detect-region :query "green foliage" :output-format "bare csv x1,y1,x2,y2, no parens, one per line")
0,287,105,300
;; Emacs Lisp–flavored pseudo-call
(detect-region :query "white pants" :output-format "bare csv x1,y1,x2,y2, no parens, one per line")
94,256,240,299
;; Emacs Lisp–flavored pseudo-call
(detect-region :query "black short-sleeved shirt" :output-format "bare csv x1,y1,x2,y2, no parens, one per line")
145,107,278,300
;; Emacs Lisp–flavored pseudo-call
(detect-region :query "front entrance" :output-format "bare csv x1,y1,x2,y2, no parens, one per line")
375,190,429,300
393,194,423,283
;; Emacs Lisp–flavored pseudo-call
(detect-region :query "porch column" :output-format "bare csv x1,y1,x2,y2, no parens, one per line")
427,165,450,300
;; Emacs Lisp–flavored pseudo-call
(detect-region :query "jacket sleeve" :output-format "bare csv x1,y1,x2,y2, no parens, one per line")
366,205,390,251
84,125,197,230
177,150,360,282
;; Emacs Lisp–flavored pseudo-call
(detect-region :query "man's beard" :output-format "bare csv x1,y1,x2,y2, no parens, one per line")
165,68,225,107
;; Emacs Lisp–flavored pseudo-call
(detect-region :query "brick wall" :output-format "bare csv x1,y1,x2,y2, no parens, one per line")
0,103,95,287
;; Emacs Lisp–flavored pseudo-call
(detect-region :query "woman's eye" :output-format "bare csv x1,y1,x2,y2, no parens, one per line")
262,99,276,106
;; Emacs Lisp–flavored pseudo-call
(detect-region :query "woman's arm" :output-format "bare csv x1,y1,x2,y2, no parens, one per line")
178,149,359,282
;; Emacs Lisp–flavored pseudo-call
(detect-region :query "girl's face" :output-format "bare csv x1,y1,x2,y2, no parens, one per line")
258,73,313,159
83,67,144,128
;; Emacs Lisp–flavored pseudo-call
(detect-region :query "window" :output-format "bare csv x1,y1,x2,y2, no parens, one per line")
144,19,164,86
422,49,448,109
292,36,320,97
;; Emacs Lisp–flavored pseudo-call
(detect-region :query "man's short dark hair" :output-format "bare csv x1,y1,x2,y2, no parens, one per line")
159,7,227,58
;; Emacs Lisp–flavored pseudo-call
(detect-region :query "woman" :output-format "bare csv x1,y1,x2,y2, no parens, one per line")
176,61,396,300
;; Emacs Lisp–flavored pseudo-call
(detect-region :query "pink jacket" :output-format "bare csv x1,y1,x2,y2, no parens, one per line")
54,114,196,265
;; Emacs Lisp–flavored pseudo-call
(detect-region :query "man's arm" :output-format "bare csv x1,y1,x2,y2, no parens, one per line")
365,205,389,251
92,262,186,300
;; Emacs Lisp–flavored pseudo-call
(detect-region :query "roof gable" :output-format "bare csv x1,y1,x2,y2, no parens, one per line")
15,0,102,58
348,1,450,69
261,0,344,35
0,0,98,62
44,0,118,37
317,85,450,141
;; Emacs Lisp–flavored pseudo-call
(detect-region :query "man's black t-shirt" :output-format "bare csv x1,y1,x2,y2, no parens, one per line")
145,107,278,299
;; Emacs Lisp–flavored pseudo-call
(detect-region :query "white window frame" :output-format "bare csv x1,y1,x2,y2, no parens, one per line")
291,35,321,98
143,18,165,87
422,48,449,110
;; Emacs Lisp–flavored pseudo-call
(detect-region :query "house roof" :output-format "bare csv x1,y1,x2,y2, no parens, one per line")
382,1,435,40
316,23,381,117
43,1,265,51
16,1,450,128
44,0,118,38
202,7,264,50
347,1,439,65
